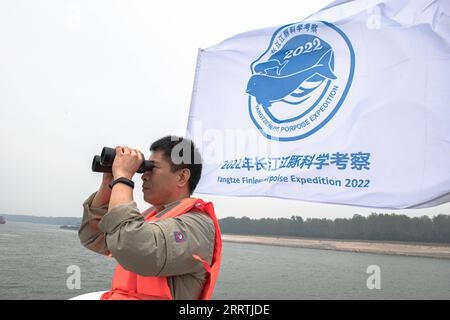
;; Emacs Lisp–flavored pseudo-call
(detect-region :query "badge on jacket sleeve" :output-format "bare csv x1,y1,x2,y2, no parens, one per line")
174,231,186,243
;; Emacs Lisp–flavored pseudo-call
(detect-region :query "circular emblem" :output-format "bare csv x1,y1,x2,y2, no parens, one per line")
247,21,355,141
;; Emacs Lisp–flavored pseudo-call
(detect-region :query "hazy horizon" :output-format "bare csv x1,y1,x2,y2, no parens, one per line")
2,203,450,220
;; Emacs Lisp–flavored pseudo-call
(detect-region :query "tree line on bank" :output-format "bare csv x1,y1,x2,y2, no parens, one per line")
218,213,450,243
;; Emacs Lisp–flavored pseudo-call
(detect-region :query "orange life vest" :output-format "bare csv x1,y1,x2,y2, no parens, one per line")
100,198,222,300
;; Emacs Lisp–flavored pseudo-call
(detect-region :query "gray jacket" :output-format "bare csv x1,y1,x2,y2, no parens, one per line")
79,192,215,300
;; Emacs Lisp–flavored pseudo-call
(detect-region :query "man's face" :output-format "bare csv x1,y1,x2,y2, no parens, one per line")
141,150,181,205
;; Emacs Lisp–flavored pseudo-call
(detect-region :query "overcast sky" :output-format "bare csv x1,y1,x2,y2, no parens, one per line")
1,0,449,219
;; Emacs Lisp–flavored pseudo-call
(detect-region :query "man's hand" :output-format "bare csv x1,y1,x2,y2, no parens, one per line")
102,172,114,187
112,146,143,180
91,173,114,209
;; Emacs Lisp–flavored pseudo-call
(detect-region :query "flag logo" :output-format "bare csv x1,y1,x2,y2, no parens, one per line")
247,21,355,141
174,231,186,243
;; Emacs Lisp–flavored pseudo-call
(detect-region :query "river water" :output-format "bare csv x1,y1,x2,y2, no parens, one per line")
0,222,449,299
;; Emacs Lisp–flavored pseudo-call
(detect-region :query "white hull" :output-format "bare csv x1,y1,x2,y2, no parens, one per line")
69,291,107,300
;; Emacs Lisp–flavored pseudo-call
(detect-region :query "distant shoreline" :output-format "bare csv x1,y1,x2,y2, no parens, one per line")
4,220,450,259
222,234,450,259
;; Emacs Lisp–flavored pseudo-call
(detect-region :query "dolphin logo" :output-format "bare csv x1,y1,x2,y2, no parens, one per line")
246,49,336,108
254,59,289,75
247,21,355,141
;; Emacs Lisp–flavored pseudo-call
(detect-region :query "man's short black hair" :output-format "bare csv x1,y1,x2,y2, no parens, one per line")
150,136,202,195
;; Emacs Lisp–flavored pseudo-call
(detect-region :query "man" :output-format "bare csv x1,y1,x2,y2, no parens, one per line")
78,136,222,300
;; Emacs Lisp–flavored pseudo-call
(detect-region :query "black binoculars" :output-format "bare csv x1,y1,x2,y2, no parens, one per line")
92,147,155,173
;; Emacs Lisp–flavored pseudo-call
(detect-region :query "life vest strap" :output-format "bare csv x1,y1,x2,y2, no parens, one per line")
101,288,168,300
192,254,211,273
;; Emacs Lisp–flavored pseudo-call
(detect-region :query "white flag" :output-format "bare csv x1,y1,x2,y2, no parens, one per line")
186,0,450,209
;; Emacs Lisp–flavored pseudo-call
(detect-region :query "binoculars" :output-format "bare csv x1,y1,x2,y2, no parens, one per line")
92,147,155,173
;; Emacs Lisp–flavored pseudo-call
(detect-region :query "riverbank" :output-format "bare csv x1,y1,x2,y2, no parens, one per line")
222,234,450,259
